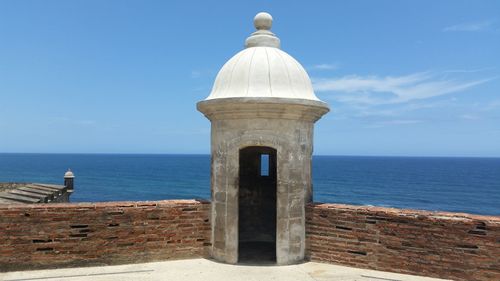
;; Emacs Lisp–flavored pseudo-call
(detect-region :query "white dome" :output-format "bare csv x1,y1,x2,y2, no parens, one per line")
206,47,319,101
205,13,320,101
64,169,74,178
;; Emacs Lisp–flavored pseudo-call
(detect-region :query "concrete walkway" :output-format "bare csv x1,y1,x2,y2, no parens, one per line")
1,259,450,281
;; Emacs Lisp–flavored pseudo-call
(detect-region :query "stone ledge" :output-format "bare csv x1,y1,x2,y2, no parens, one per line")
308,202,500,223
0,199,210,210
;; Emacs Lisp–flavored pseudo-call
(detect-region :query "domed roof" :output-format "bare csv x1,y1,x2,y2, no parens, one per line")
64,169,74,178
205,12,321,101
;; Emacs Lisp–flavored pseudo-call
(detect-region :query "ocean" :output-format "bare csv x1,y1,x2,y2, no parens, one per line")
0,153,499,216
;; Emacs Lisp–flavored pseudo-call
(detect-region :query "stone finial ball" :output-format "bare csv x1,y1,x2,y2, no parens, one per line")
254,12,273,30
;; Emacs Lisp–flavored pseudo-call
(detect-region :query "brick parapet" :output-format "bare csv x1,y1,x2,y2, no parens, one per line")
306,203,500,281
0,200,211,271
2,199,499,279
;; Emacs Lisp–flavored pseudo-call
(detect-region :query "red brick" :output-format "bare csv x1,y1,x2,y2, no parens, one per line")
306,203,500,281
0,200,210,271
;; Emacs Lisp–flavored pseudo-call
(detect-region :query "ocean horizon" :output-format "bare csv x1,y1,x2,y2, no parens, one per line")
0,153,499,216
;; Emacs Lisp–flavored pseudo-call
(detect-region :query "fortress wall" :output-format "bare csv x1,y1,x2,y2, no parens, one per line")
0,200,210,271
306,203,500,281
2,199,499,279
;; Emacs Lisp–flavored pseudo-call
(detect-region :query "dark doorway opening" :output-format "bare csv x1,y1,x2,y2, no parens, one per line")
238,146,277,264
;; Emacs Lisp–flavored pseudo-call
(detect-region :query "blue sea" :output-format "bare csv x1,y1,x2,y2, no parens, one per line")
0,153,499,216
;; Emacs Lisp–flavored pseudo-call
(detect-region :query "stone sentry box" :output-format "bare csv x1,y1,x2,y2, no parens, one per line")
197,12,329,265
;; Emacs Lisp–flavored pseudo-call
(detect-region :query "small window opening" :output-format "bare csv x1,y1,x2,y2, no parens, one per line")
260,154,269,176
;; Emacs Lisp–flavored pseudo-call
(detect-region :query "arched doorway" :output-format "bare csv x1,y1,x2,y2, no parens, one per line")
238,146,277,263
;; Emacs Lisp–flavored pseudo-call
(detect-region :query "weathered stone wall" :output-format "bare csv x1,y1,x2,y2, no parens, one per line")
0,183,28,192
0,183,72,204
198,97,328,265
0,200,210,271
209,116,313,264
306,203,500,281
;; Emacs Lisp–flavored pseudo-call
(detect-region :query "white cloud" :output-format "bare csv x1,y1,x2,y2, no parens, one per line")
313,72,493,105
460,114,480,120
191,70,201,79
77,120,97,126
310,63,339,70
443,20,495,32
482,100,500,111
356,99,451,117
443,67,496,74
47,117,98,128
367,119,422,129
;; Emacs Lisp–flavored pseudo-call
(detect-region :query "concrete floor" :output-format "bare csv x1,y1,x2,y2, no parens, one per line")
1,259,450,281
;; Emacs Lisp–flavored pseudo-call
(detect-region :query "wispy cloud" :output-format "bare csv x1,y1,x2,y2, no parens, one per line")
443,67,496,74
313,72,493,105
47,117,98,128
443,20,495,32
153,127,209,136
309,63,339,71
77,120,97,126
191,70,201,79
367,119,422,129
355,99,452,117
460,114,480,120
480,100,500,111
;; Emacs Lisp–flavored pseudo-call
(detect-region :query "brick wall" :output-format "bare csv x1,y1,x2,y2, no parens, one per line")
3,199,499,279
0,200,210,271
306,203,500,281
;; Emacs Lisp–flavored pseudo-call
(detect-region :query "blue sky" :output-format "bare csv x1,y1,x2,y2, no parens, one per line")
0,1,499,156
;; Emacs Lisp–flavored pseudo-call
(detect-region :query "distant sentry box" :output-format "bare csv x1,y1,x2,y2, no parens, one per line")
0,169,74,204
